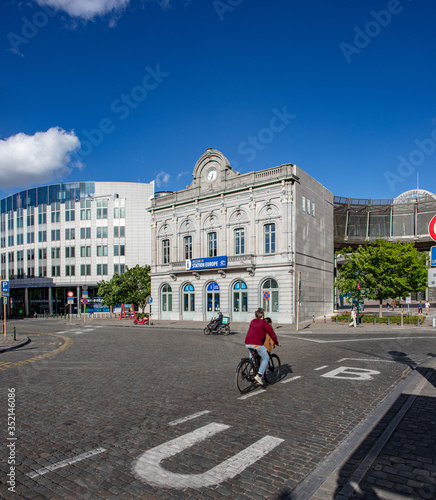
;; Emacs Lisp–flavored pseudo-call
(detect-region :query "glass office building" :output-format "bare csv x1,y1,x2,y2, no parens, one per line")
1,181,154,317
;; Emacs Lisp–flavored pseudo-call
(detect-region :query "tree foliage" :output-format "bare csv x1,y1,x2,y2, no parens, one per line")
97,265,151,312
335,239,427,315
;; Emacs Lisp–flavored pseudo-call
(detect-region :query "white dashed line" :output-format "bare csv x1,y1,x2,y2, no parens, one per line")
237,387,267,400
168,410,211,426
27,447,107,478
314,365,328,370
280,375,302,384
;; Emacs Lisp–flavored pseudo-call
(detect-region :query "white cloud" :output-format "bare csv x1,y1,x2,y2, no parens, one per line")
176,170,190,181
155,170,170,187
0,127,80,191
34,0,130,20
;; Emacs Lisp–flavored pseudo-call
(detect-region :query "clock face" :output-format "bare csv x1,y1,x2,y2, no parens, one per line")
207,168,218,182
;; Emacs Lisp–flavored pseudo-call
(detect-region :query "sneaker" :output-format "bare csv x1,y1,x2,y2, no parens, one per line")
254,374,263,385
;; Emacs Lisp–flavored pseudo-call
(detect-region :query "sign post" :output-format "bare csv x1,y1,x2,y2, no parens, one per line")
296,272,301,331
82,286,88,324
67,291,74,323
263,291,270,317
1,280,9,337
146,296,153,326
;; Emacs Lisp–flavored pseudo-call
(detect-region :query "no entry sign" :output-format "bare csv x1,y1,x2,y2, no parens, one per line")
429,215,436,242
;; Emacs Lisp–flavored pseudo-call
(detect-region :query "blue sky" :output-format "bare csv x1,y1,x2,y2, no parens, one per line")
1,0,435,199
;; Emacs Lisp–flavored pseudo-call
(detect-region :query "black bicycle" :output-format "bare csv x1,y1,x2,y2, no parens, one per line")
235,348,281,393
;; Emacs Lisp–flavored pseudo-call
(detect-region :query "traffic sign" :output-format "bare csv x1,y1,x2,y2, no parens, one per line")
431,247,436,266
1,280,9,294
68,297,74,304
67,291,74,297
81,298,88,304
146,296,153,304
263,291,270,301
82,290,88,297
429,215,436,242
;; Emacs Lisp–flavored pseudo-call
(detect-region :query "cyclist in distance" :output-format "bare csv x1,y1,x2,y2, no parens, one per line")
245,307,280,385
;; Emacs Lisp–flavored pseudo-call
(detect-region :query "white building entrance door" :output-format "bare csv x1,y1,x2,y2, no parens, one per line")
232,280,247,322
262,279,279,323
206,282,220,321
161,284,172,320
182,283,195,320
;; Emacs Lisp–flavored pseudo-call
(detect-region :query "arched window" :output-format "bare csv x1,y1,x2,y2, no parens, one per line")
161,284,172,312
233,280,247,313
183,283,195,314
262,278,279,316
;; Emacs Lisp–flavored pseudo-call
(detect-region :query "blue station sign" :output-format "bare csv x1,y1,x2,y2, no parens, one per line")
186,256,227,270
431,246,436,266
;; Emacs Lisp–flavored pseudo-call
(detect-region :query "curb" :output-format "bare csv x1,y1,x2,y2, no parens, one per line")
0,337,31,353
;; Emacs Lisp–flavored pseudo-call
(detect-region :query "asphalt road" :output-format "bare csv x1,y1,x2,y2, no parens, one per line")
1,320,435,499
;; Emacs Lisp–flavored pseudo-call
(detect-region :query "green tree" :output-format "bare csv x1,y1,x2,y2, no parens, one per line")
97,265,151,314
335,239,427,317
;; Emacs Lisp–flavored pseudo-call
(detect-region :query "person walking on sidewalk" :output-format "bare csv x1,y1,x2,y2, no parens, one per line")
245,308,280,385
425,301,430,315
349,307,357,327
418,301,423,314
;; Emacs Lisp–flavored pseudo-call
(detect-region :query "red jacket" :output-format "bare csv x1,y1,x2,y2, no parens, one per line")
245,318,278,346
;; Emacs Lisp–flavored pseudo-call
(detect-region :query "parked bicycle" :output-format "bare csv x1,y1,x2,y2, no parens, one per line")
235,348,281,393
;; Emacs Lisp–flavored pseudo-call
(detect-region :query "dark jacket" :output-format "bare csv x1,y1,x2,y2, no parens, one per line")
245,318,278,346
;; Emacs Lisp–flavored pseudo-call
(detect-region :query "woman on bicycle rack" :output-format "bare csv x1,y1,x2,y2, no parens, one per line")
245,308,280,385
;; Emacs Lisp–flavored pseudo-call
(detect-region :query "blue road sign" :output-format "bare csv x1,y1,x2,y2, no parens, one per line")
1,280,9,294
431,246,436,266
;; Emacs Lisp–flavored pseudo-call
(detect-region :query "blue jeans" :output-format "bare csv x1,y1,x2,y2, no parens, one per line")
246,344,269,376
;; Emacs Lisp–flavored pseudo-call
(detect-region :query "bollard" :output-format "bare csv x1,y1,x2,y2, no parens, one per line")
13,327,16,341
336,315,338,324
312,315,315,324
433,318,435,328
324,315,326,323
374,316,376,325
388,316,390,326
417,316,419,326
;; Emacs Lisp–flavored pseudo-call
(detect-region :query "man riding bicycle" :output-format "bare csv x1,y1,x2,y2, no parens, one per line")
245,308,280,385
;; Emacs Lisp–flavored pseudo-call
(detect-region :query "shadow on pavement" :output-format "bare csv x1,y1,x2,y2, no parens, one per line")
331,367,436,499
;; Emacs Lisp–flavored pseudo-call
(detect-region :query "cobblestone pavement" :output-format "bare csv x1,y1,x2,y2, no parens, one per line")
0,318,435,499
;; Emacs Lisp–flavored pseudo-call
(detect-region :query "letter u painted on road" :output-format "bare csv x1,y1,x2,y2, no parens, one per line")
133,422,284,489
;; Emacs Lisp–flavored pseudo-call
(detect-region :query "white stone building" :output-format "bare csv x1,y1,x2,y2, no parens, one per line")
149,149,333,324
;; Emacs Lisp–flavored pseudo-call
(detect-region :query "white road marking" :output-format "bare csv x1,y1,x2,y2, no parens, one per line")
294,336,436,344
237,387,267,400
280,375,302,384
314,365,328,370
168,410,211,426
133,422,284,489
27,448,106,478
337,358,394,363
321,367,381,381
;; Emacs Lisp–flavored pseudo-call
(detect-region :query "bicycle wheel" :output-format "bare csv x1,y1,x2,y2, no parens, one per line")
203,326,211,335
235,359,255,394
264,354,281,385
